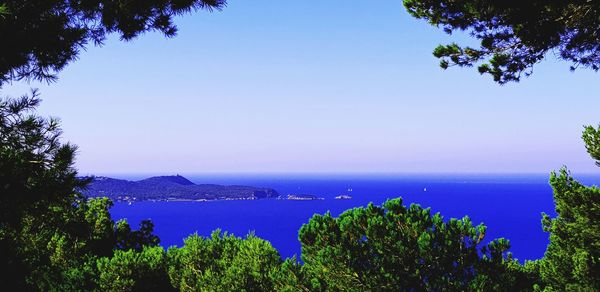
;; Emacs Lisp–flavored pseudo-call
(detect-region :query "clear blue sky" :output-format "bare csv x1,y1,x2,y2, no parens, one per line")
3,0,600,175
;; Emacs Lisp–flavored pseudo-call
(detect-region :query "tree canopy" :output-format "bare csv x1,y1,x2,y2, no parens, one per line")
0,0,225,85
583,125,600,167
539,168,600,291
298,198,537,291
166,231,284,291
0,91,161,290
403,1,600,84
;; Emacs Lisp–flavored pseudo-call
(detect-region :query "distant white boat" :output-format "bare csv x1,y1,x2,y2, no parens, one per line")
335,195,352,200
423,188,427,192
347,188,353,192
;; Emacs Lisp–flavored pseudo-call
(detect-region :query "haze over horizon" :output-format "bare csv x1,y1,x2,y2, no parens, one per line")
3,0,600,174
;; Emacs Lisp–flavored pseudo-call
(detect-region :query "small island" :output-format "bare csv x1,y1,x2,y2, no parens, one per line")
335,195,352,200
282,194,324,201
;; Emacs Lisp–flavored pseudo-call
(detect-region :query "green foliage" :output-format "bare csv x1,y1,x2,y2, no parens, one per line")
167,230,283,291
538,169,600,291
0,4,8,17
0,92,160,290
299,198,537,291
116,219,161,251
0,89,85,229
0,0,226,84
97,246,173,291
10,194,164,290
0,90,85,289
269,257,308,291
403,1,600,83
583,125,600,167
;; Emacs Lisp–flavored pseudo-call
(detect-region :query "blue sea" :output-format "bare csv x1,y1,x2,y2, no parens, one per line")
109,173,599,262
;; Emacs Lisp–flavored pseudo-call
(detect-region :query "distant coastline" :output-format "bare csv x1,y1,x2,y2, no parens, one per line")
81,175,280,202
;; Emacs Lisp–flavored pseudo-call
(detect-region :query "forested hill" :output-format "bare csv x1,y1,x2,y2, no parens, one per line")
81,175,279,202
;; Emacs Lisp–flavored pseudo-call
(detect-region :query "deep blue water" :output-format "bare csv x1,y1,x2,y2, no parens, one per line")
109,173,599,262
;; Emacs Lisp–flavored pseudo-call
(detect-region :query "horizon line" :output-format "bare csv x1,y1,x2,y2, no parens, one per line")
79,170,599,176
